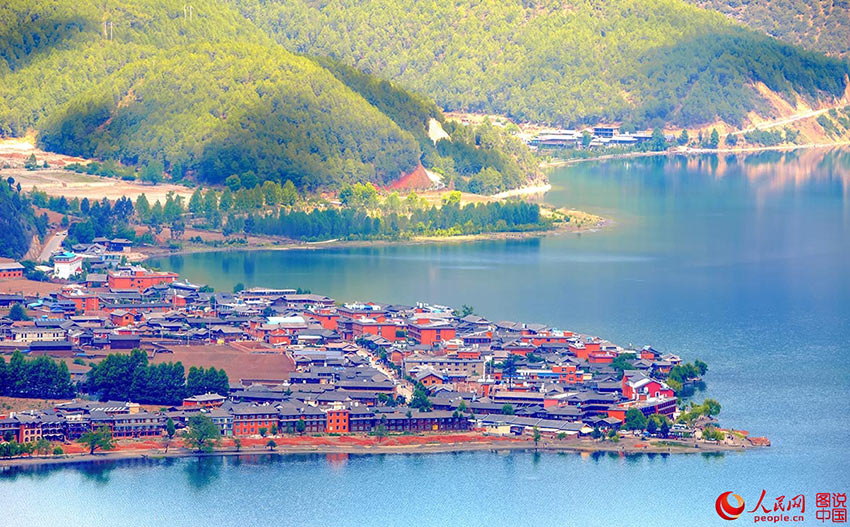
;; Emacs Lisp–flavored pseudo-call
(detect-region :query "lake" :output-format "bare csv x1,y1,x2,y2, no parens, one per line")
5,149,850,525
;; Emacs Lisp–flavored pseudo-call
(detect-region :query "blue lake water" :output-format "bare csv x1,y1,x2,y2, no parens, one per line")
4,149,849,525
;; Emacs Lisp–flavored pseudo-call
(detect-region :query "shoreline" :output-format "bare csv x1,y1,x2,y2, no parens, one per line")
139,217,611,262
489,182,552,199
541,141,850,168
0,437,755,470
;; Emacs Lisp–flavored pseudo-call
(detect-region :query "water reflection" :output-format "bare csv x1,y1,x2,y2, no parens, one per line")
79,461,117,485
0,463,57,482
602,148,850,205
0,458,124,484
326,452,349,469
699,452,726,462
184,456,223,490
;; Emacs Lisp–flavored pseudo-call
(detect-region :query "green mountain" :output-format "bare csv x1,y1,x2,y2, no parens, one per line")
37,42,422,189
230,0,850,127
687,0,850,58
3,0,845,198
0,0,438,190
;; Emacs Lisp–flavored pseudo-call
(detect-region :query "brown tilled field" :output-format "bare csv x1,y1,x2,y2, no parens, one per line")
0,396,73,413
149,344,295,383
0,278,61,296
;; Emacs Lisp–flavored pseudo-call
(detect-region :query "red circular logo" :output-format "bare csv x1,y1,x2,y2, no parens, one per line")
716,491,746,521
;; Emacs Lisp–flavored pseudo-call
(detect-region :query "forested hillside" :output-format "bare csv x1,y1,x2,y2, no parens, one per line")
0,1,440,190
688,0,850,57
0,0,261,137
311,56,444,152
2,0,846,198
231,0,850,127
37,42,421,189
0,178,45,259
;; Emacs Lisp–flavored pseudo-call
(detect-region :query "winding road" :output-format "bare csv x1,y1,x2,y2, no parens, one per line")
738,106,834,134
38,230,66,262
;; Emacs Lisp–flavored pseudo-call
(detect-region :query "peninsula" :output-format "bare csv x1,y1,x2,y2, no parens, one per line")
0,262,767,468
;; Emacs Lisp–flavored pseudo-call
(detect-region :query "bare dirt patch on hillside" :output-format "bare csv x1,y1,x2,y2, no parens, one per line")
0,137,193,202
6,167,194,203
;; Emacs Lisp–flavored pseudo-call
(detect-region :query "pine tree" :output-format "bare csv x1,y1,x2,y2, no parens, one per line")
188,188,204,214
709,128,720,149
135,194,151,222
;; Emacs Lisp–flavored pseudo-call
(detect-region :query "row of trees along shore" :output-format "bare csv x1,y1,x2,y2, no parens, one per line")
36,181,552,248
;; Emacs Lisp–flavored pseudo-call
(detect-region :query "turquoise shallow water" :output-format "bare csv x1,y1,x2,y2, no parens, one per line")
4,149,849,525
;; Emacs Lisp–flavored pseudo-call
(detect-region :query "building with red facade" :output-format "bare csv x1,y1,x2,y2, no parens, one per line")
0,261,24,279
552,364,584,384
58,290,100,313
351,318,405,342
232,406,280,436
326,408,350,434
107,267,178,291
408,322,456,346
622,372,675,401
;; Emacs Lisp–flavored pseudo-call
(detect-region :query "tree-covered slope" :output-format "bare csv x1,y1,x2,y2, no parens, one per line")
311,56,445,150
0,179,43,259
0,0,263,137
311,56,538,192
37,42,421,189
231,0,850,127
687,0,850,57
0,0,432,189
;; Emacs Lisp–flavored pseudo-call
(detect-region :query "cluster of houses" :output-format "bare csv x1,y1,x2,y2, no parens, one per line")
0,264,693,444
51,238,134,279
0,266,182,354
0,393,471,445
526,125,672,150
4,238,136,281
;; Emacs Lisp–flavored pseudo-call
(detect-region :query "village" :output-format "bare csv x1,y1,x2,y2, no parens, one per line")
0,249,769,463
525,124,663,150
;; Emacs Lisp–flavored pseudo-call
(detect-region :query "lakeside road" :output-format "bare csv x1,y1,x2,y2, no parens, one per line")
0,436,760,471
541,141,850,168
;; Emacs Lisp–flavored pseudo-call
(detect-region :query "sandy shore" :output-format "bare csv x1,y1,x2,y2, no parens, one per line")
0,439,754,471
490,183,552,199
